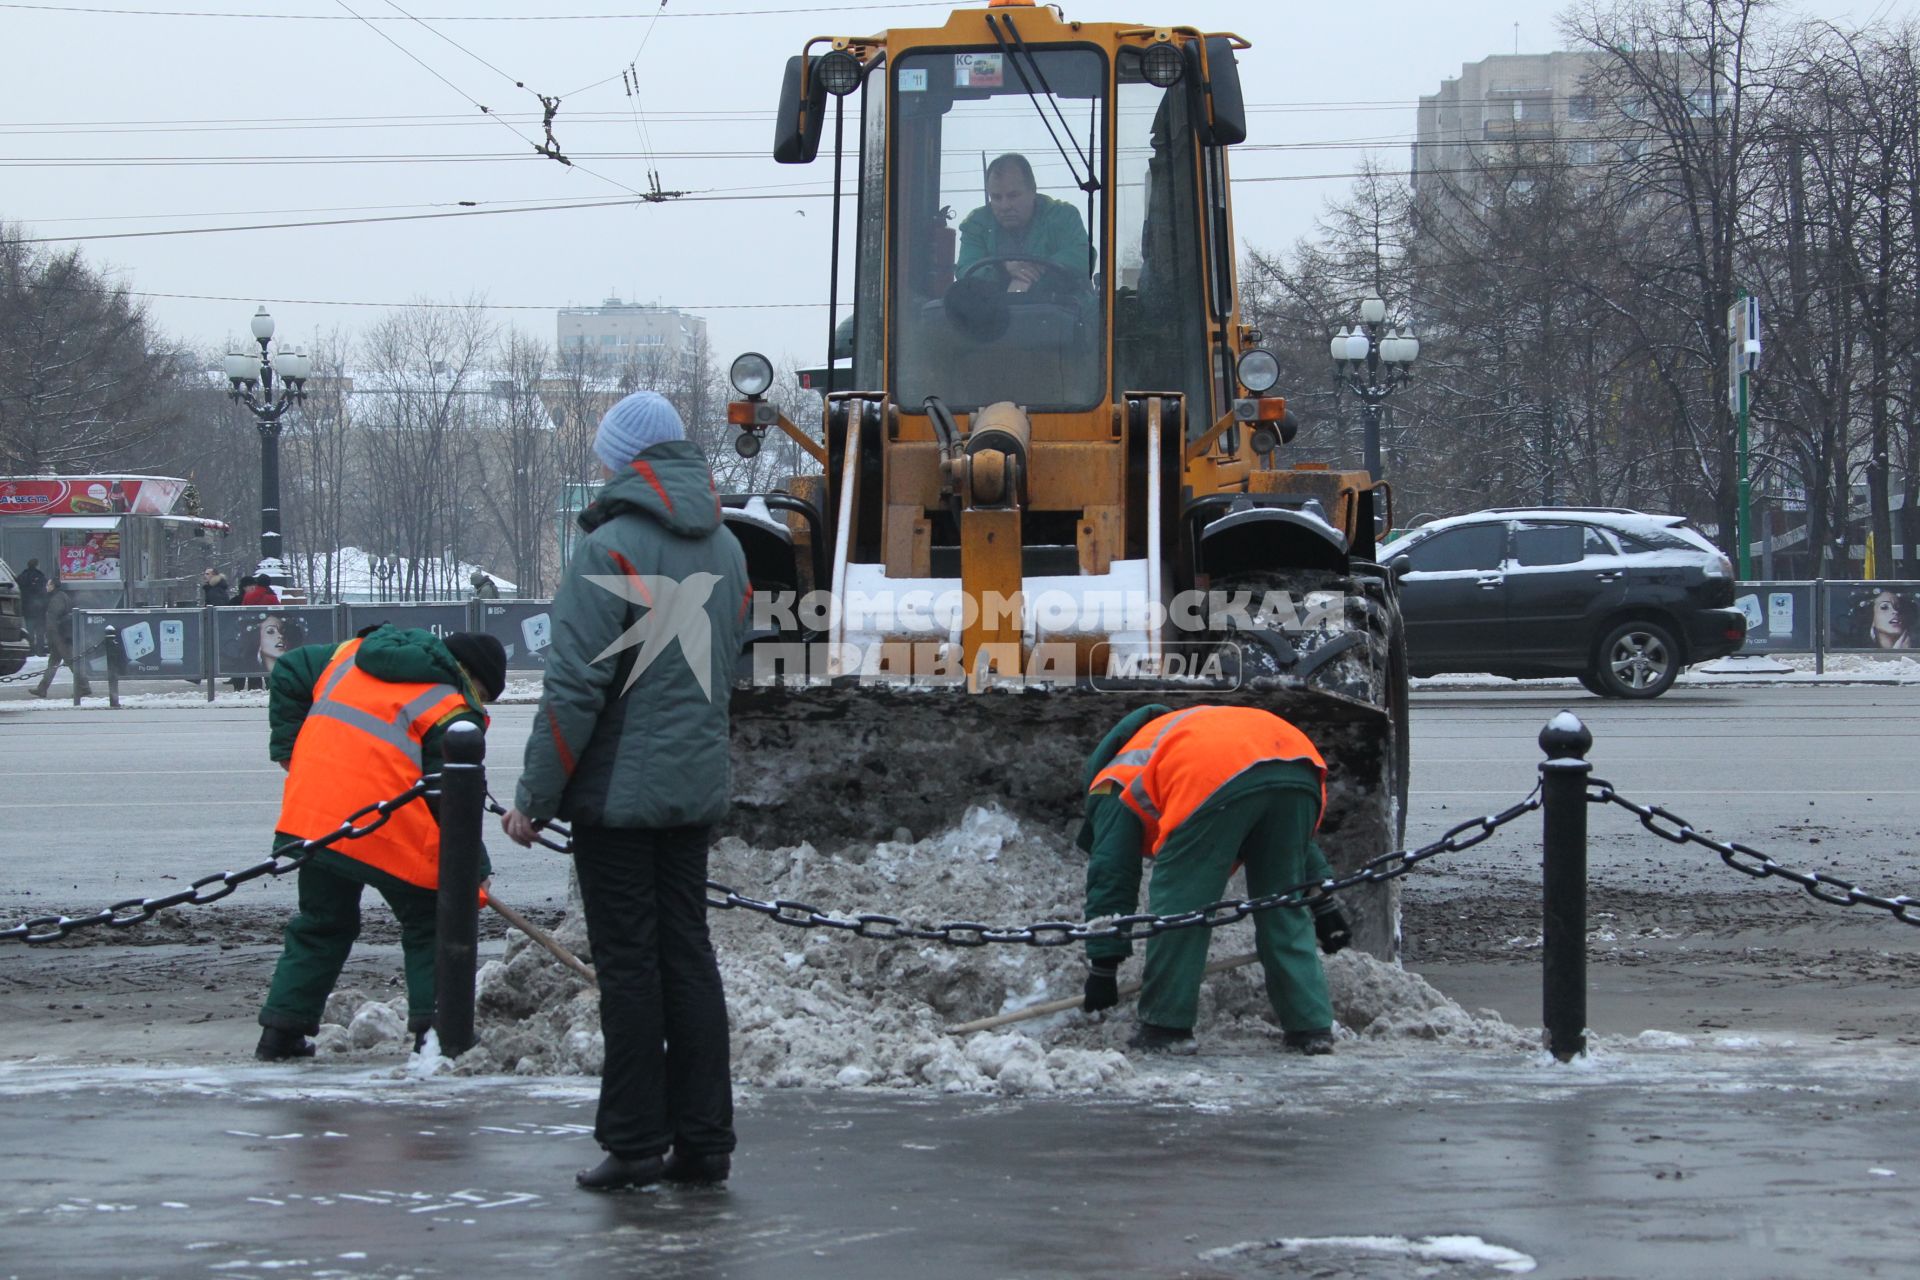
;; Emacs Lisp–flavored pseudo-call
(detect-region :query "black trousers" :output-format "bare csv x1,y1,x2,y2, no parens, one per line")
572,824,735,1161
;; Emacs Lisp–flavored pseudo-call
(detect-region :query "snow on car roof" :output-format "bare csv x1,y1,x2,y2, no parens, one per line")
1406,508,1693,536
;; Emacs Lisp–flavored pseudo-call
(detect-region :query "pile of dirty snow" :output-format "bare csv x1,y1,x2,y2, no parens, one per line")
309,806,1534,1093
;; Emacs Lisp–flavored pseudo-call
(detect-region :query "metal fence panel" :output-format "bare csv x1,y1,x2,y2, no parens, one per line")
477,600,557,671
76,608,208,680
213,605,342,680
1732,582,1818,654
341,601,474,644
1823,580,1920,654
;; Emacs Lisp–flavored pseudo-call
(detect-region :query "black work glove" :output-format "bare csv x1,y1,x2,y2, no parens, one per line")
1311,898,1352,955
1082,959,1121,1012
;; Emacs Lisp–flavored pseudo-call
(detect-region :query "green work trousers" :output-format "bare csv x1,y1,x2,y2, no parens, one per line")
258,845,438,1035
1087,765,1333,1035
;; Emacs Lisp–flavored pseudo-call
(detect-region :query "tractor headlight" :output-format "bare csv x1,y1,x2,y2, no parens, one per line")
817,50,864,97
729,351,775,398
1236,348,1280,394
1140,41,1184,88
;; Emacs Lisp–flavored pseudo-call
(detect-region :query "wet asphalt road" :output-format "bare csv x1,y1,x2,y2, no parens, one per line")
3,683,1917,921
5,685,1920,1278
5,1047,1920,1280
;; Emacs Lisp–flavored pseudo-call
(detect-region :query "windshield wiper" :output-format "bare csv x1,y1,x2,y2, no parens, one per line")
985,12,1099,195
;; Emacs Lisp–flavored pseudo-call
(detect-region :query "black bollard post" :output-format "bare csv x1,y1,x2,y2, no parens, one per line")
102,625,123,710
434,720,486,1058
1539,711,1593,1062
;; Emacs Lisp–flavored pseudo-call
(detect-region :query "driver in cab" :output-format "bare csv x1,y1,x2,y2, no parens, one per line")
956,153,1090,292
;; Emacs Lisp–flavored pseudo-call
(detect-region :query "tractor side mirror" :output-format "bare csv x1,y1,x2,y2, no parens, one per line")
1183,37,1247,147
773,55,828,164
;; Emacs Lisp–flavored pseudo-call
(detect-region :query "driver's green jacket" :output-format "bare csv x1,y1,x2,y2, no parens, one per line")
955,193,1092,278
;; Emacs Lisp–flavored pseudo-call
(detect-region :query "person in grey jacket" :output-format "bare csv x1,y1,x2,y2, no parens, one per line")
501,390,750,1194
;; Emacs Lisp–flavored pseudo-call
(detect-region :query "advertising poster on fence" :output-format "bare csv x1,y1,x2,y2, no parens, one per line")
216,606,339,679
1825,582,1920,652
77,610,205,680
1732,583,1816,654
480,601,555,671
342,603,469,645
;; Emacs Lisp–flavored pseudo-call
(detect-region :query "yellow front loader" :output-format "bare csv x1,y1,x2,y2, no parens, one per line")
719,0,1411,957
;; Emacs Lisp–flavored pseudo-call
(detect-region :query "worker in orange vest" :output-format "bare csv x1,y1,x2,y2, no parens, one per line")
254,624,506,1061
1079,703,1352,1054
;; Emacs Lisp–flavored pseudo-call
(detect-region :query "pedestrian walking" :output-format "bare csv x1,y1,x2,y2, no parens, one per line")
469,569,500,600
17,558,48,655
1079,704,1352,1055
500,390,751,1192
240,575,279,607
201,567,232,607
31,579,92,699
254,624,507,1061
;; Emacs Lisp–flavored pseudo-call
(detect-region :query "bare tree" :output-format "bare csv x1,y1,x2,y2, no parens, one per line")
0,231,196,472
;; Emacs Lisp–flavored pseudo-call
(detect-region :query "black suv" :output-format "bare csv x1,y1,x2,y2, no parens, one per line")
1386,508,1747,698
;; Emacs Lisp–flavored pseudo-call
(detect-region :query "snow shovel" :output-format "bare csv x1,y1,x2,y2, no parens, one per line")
487,896,597,987
944,951,1258,1036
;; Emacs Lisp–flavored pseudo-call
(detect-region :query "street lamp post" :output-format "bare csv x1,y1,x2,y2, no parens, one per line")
223,307,311,587
1330,295,1418,482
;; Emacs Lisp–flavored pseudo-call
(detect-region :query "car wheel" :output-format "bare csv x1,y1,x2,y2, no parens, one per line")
1592,620,1679,699
1577,672,1608,697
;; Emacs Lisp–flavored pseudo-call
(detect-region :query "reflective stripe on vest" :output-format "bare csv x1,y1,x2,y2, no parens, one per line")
275,638,472,890
1090,706,1327,856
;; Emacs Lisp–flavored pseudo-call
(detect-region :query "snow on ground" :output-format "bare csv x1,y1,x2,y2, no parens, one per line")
285,806,1535,1100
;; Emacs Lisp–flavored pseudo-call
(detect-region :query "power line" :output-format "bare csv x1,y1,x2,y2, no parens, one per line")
6,187,835,243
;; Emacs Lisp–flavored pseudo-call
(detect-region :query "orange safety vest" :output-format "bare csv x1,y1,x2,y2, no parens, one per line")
1090,706,1327,857
276,638,479,891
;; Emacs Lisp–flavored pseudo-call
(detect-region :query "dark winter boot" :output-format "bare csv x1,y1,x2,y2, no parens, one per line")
575,1153,667,1193
408,1015,434,1055
254,1027,316,1061
663,1150,732,1186
1127,1022,1196,1054
1283,1028,1337,1056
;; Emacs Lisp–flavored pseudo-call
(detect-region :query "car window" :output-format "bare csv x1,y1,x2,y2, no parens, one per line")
1583,527,1615,556
1405,524,1507,572
1513,523,1584,567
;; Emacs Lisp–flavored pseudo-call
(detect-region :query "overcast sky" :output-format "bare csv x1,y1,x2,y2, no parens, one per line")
7,0,1914,371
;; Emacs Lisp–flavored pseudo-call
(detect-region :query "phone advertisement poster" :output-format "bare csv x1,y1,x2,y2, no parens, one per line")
481,602,555,671
76,610,205,678
1732,582,1815,654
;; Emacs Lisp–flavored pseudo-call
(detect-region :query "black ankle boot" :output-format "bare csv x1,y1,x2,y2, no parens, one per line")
1127,1023,1196,1054
1283,1028,1337,1055
575,1153,666,1192
662,1151,731,1186
255,1027,316,1061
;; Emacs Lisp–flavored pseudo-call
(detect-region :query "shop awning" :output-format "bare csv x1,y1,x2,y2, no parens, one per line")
42,516,123,530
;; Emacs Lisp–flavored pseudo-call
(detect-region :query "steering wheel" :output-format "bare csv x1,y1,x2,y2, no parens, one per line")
958,254,1086,298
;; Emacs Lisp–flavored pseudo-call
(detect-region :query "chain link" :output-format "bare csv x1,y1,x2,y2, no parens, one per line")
0,633,120,686
486,790,1543,947
1587,779,1920,927
1,778,437,945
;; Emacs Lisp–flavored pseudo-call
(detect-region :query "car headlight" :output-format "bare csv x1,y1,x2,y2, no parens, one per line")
729,351,775,398
1236,348,1280,394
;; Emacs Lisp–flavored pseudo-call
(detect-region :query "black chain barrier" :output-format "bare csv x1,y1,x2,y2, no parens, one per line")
486,790,1543,947
1588,779,1920,927
0,778,436,945
0,633,120,686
